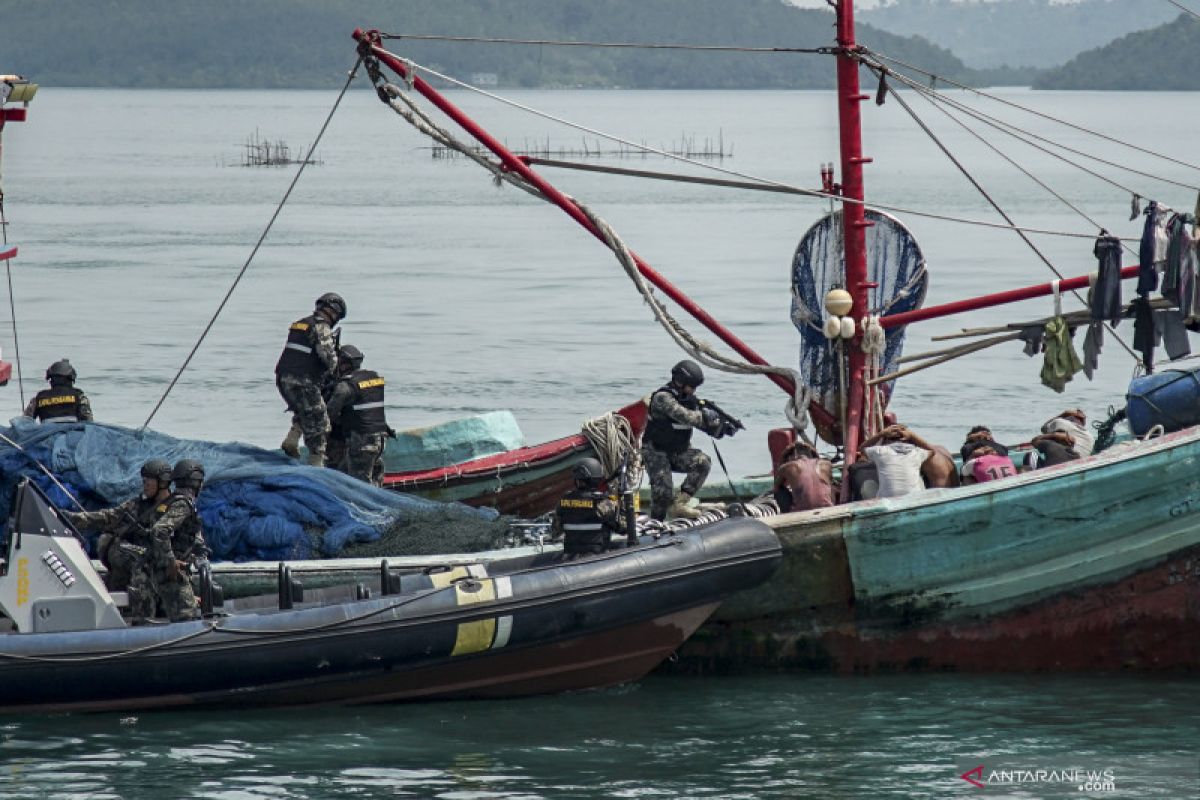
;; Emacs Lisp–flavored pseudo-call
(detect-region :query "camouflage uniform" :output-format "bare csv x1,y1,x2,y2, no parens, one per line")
641,387,712,520
128,491,207,622
63,495,166,592
275,314,339,460
325,368,390,486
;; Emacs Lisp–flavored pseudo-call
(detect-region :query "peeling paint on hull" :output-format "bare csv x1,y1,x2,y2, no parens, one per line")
677,428,1200,672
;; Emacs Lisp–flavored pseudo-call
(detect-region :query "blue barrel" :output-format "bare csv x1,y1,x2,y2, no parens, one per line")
1126,368,1200,435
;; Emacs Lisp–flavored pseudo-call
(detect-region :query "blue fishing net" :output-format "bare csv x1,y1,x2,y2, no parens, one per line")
790,209,928,402
0,418,501,562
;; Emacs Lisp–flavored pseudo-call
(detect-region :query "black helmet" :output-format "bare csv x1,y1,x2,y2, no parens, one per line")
338,344,364,369
46,359,76,384
572,457,605,485
171,459,205,489
316,292,347,322
140,459,172,484
670,359,704,388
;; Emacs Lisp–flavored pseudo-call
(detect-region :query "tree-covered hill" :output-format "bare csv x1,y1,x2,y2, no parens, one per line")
858,0,1177,69
0,0,992,89
1034,13,1200,90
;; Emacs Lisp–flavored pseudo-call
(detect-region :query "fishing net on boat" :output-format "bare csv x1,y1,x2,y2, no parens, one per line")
0,419,507,562
791,209,928,408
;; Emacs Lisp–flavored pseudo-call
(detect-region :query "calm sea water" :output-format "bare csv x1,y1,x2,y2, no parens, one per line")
1,88,1198,796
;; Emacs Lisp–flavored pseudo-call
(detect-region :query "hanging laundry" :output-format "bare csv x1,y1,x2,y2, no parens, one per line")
1091,232,1123,324
1040,316,1083,393
1132,296,1157,373
1018,325,1045,357
1161,214,1180,309
1138,201,1160,297
1082,321,1103,380
1156,309,1191,361
1168,214,1199,318
1130,194,1141,222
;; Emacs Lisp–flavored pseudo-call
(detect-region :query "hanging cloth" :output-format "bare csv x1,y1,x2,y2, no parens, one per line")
1041,317,1083,393
1132,296,1157,373
1161,214,1183,306
1082,322,1103,380
1156,309,1191,361
1091,232,1123,324
1138,201,1160,297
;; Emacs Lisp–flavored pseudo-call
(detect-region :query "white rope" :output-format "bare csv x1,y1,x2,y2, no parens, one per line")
581,412,641,486
376,78,817,439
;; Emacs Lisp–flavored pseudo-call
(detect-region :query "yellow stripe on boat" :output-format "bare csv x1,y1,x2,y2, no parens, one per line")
451,578,498,656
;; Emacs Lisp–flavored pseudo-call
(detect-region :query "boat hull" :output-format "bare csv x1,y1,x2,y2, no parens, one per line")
676,429,1200,672
381,402,646,517
0,516,779,712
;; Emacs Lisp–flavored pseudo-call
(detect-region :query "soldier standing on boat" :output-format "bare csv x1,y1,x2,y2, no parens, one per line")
128,459,208,622
641,360,738,521
275,293,345,467
24,359,93,423
61,458,173,593
552,457,622,556
324,344,392,486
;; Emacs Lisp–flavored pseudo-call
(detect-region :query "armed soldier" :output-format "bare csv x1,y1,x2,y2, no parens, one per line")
61,459,172,593
25,359,93,423
275,293,346,467
128,459,209,622
640,360,741,521
325,344,392,486
552,458,622,556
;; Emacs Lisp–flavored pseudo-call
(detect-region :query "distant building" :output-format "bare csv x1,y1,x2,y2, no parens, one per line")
469,72,499,87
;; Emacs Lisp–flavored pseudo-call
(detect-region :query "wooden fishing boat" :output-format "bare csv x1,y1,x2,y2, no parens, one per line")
686,427,1200,672
0,479,781,712
350,4,1200,674
382,401,647,517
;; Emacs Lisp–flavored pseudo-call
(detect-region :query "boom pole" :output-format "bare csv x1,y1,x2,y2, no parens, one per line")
352,29,837,431
834,0,872,487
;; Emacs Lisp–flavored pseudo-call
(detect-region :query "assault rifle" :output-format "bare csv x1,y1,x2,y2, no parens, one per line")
697,399,745,439
616,448,638,546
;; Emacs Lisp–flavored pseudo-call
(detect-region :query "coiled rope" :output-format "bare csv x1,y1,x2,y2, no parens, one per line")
581,411,642,487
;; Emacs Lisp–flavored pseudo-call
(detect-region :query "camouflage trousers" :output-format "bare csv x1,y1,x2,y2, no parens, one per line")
640,445,711,521
128,567,199,622
98,533,147,592
346,431,387,486
277,375,329,455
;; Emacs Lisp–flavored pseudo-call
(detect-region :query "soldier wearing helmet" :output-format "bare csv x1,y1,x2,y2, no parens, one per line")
552,456,622,556
61,458,173,592
274,293,346,466
641,360,738,520
127,459,209,622
24,359,94,423
324,344,392,485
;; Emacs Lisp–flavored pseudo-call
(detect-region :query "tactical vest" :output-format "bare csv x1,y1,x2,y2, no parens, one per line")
341,369,389,434
644,383,698,454
32,386,85,423
274,315,323,379
121,496,170,546
557,489,614,555
163,492,206,564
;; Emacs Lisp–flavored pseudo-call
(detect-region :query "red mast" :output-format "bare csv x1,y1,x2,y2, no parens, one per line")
834,0,872,470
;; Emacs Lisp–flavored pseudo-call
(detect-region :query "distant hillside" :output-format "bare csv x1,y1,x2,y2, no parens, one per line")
1035,13,1200,89
0,0,997,89
860,0,1176,68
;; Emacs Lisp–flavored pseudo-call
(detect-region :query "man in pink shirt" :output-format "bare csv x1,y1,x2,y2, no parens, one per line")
960,441,1018,485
